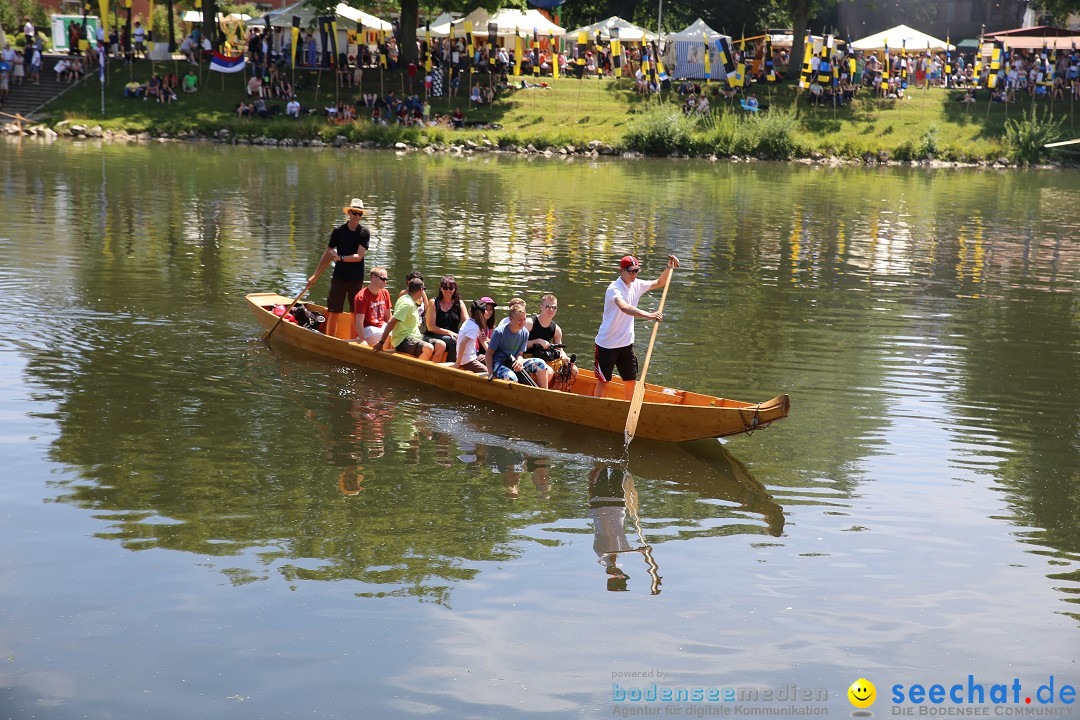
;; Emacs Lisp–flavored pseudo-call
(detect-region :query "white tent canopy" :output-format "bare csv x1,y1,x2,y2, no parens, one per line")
425,12,456,28
428,8,564,39
851,24,954,52
244,2,391,32
335,4,393,32
664,18,728,79
182,11,250,23
566,16,657,43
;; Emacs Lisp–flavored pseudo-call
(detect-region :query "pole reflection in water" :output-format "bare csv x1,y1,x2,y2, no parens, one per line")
589,464,662,594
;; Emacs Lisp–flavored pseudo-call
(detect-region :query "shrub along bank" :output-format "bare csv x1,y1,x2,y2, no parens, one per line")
27,61,1080,165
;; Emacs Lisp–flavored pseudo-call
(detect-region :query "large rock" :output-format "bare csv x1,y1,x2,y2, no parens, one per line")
332,135,348,147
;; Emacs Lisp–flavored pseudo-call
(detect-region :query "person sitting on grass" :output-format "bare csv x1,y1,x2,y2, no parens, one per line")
160,78,178,104
235,100,254,117
286,96,300,117
247,74,263,98
182,69,198,93
470,84,483,104
124,79,143,98
277,76,292,100
145,73,162,101
451,107,464,128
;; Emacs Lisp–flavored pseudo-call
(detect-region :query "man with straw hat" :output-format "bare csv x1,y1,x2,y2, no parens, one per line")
309,197,371,338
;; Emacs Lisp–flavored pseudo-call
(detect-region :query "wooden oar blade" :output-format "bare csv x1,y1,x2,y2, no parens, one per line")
624,379,648,443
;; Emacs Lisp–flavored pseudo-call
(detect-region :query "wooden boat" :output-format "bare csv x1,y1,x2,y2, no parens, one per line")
246,293,790,443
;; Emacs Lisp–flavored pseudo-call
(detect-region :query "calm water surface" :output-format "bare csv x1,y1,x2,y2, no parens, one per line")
0,140,1078,719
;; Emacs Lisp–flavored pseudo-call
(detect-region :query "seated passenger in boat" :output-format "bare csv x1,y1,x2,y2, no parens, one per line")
424,275,467,364
525,293,578,388
479,296,497,345
396,270,429,325
354,266,392,346
375,277,434,359
455,299,492,374
485,300,554,388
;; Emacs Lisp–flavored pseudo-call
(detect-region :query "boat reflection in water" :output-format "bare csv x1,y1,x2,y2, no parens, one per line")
434,409,785,595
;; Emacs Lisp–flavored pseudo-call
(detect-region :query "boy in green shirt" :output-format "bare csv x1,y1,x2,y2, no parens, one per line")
374,278,435,359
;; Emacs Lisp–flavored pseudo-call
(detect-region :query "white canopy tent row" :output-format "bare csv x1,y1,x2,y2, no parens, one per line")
239,1,393,60
181,11,251,23
243,2,391,32
663,18,731,80
425,8,564,39
565,16,658,44
850,24,955,53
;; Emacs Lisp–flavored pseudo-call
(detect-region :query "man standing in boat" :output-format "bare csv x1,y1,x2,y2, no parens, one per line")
309,198,371,338
592,254,679,400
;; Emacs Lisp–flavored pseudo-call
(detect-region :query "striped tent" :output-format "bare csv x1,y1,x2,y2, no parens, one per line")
664,18,728,80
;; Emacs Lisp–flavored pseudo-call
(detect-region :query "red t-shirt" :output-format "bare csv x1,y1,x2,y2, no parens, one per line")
354,287,392,328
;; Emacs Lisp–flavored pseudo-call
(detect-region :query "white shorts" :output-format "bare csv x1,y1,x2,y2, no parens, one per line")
363,324,384,345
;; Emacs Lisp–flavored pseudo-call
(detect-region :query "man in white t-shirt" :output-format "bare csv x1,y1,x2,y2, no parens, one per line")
133,22,146,58
592,253,679,400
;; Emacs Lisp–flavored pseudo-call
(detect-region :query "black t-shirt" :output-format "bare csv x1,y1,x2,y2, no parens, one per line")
328,222,370,281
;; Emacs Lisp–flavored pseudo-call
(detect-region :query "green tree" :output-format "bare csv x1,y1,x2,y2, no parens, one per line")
1032,0,1080,22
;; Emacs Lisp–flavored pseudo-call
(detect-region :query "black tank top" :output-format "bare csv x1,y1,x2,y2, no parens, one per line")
434,298,462,332
527,314,556,343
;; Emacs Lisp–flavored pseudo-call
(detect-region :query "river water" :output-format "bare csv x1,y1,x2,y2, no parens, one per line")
0,140,1077,719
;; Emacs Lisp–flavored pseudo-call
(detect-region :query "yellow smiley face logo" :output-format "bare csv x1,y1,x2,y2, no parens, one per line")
848,678,876,708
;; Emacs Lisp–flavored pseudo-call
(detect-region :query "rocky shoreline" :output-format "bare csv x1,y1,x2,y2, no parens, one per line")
4,120,1073,170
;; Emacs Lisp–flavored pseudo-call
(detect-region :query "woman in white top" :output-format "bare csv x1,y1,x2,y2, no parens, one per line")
455,300,490,374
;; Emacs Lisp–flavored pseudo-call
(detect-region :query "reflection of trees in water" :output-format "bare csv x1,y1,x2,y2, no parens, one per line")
950,289,1080,616
11,145,1078,608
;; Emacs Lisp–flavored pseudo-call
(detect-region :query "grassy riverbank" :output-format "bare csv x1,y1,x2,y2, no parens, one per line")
35,59,1080,162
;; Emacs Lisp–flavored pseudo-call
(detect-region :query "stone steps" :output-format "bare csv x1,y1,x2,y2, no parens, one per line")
1,53,91,122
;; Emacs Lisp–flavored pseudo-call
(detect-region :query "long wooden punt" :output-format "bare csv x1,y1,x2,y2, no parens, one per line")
247,293,790,443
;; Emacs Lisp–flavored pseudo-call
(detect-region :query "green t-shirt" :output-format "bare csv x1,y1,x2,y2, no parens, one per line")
182,74,197,90
390,293,422,348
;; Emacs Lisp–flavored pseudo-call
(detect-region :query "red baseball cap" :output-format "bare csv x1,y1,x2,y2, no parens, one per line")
619,255,640,271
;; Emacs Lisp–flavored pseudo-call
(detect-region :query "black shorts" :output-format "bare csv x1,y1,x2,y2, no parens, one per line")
395,336,426,357
422,332,457,359
594,343,637,383
327,278,365,313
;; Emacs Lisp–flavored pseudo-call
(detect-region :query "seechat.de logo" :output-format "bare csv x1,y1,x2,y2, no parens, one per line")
849,678,877,716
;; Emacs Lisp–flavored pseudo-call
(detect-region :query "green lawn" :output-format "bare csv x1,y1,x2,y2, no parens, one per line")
36,59,1080,161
